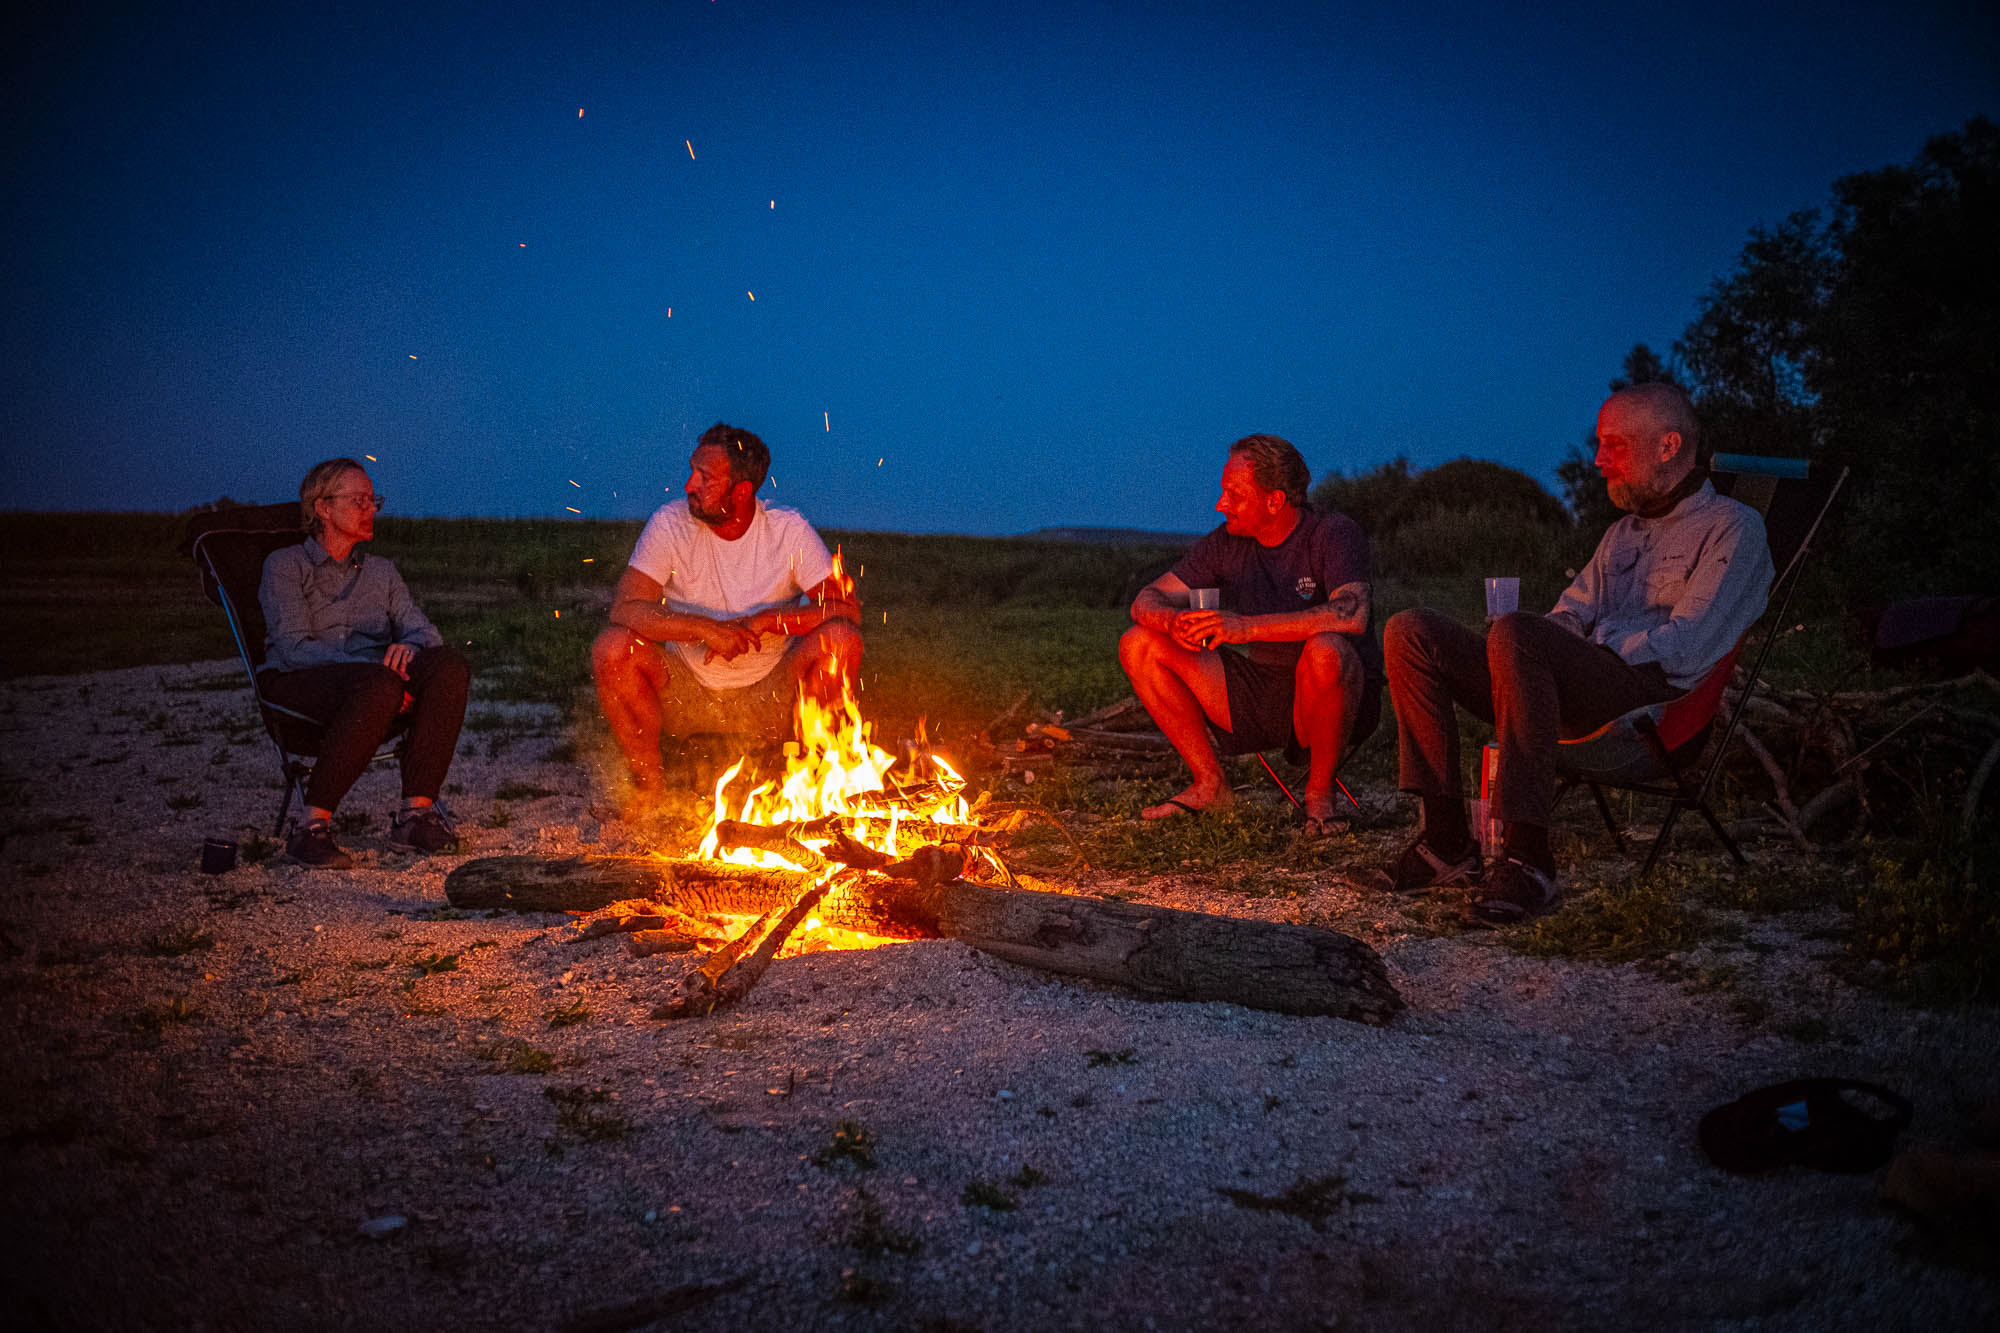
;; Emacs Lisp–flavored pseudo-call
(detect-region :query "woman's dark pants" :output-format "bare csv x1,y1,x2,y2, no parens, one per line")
259,647,470,812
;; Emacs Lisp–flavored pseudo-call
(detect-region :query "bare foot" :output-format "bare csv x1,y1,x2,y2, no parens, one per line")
1141,784,1232,821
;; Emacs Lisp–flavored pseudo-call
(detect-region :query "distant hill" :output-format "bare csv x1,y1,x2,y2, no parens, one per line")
1022,526,1201,547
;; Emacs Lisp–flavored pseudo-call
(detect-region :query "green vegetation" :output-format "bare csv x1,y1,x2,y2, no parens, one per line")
473,1038,556,1074
814,1119,879,1170
959,1179,1018,1211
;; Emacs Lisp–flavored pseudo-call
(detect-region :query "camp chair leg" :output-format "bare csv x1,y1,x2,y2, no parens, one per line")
1638,801,1686,880
1695,799,1748,867
274,781,297,838
1587,782,1629,855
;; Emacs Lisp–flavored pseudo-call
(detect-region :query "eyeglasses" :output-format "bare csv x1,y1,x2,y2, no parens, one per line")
326,493,387,511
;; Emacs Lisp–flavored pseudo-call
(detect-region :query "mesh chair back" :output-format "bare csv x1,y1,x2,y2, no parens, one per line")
182,502,306,673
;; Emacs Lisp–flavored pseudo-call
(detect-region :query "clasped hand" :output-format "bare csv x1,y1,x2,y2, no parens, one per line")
1171,609,1243,652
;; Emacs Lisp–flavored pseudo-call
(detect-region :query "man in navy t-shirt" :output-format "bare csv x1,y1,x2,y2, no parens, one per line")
1119,434,1382,833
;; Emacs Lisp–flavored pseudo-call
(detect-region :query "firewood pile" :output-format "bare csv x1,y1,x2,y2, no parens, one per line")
1722,670,1999,850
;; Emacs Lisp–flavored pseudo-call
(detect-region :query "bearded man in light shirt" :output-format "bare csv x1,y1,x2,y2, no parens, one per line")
1381,384,1773,922
592,422,861,819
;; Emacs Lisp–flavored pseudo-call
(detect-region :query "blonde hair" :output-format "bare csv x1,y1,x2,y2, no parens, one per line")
298,458,368,538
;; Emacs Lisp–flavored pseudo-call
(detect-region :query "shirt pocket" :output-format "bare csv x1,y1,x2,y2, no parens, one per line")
1642,548,1696,613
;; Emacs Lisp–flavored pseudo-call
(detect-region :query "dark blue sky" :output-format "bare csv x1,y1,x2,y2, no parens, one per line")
4,1,1993,534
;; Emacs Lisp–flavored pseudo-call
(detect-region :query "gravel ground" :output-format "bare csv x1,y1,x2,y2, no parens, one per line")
1,663,1994,1332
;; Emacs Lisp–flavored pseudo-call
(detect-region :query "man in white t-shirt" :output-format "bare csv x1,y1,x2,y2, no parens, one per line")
592,422,861,814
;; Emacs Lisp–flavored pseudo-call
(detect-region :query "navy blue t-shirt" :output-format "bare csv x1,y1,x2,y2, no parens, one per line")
1170,508,1382,678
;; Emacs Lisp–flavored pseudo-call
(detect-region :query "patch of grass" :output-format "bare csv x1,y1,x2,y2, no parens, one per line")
1086,1047,1137,1067
545,1085,629,1141
1849,824,2000,1003
349,957,392,971
240,834,278,864
165,792,203,811
144,928,214,957
333,811,370,836
844,1185,922,1256
1515,872,1713,963
409,951,460,976
1008,1164,1049,1190
814,1119,879,1170
960,1178,1017,1211
474,1038,556,1074
135,995,201,1029
483,807,513,829
1216,1173,1354,1228
494,781,557,802
546,999,590,1028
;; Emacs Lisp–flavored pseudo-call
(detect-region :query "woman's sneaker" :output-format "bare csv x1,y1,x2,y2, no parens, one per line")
391,807,459,855
286,820,354,869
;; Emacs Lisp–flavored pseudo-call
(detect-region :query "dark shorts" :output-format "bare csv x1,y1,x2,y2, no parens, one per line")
1208,648,1383,758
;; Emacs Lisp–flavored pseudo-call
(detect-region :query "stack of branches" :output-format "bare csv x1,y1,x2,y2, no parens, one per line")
979,692,1175,774
1724,670,2000,851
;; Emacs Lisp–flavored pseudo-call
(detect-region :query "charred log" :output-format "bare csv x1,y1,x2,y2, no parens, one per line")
445,855,1401,1024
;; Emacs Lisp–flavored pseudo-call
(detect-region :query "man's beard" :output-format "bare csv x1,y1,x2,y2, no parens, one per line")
687,492,733,526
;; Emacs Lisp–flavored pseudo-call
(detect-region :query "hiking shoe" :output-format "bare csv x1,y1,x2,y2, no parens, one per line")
286,820,354,870
1467,857,1560,925
1388,836,1481,893
390,807,459,855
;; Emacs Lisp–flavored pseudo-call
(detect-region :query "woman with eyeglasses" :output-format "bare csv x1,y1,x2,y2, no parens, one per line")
258,457,470,867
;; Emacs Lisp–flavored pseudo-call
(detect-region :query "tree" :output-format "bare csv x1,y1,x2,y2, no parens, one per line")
1308,457,1411,535
1672,118,2000,598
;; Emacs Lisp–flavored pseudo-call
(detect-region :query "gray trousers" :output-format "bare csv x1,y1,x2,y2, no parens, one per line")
1383,609,1679,828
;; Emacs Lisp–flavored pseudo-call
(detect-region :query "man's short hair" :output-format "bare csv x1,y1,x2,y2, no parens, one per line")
1227,434,1311,509
698,422,771,491
1615,383,1704,464
298,457,367,539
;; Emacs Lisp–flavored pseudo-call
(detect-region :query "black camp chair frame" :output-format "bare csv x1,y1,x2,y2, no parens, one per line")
1554,455,1849,879
186,508,407,836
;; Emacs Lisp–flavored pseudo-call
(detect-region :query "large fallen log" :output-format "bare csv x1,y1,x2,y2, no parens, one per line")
444,855,1401,1024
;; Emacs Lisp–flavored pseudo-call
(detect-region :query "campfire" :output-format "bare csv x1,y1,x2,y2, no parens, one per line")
443,685,1404,1024
690,684,995,955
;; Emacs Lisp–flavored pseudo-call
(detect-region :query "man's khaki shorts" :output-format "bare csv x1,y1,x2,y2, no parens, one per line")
656,636,807,741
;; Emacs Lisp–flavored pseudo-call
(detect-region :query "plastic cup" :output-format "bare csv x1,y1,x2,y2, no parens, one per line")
1189,587,1221,610
200,838,237,875
1484,577,1520,623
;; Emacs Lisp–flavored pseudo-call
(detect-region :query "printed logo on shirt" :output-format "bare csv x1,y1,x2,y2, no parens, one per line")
1296,576,1317,600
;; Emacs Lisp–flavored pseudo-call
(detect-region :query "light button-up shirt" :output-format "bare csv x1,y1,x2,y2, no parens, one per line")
258,536,443,672
1547,480,1773,689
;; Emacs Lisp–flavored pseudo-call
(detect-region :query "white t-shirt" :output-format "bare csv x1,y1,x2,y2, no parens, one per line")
627,498,836,689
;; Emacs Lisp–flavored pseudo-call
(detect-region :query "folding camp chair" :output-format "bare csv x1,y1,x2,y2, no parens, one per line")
1553,454,1849,878
181,504,408,835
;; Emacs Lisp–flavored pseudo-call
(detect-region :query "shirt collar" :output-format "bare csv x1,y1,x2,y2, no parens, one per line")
1636,478,1716,527
301,535,358,567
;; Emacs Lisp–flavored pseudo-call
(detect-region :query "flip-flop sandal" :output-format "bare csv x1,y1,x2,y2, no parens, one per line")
1466,857,1559,925
1141,796,1207,821
1698,1078,1913,1174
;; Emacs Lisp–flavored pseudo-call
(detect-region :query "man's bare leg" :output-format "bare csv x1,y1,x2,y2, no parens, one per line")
777,620,864,708
592,627,671,815
1118,624,1235,818
1292,632,1364,824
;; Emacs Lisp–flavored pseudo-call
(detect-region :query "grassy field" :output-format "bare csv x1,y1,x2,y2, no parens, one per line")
5,508,1992,1000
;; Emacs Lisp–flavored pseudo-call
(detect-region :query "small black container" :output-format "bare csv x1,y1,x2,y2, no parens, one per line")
200,838,238,875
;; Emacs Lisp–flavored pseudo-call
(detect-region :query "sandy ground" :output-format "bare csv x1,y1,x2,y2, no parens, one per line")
1,662,1994,1332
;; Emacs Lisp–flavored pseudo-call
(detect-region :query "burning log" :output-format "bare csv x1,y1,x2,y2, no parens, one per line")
652,876,838,1018
444,855,1402,1024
